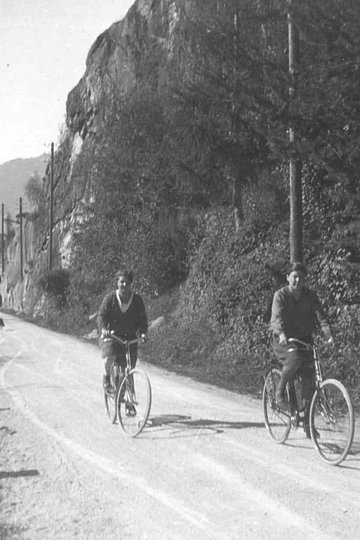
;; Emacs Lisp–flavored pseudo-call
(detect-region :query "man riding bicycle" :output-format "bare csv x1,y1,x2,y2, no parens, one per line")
270,262,334,435
97,269,148,393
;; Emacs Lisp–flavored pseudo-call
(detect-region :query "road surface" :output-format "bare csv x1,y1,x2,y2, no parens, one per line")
0,313,359,539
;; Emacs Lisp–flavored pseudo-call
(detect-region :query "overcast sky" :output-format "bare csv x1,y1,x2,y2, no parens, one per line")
0,0,135,165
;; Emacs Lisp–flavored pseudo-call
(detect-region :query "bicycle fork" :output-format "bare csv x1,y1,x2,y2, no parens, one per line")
315,389,336,427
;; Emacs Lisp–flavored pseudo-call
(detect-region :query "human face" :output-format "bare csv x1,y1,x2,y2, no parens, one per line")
117,275,131,299
287,270,306,293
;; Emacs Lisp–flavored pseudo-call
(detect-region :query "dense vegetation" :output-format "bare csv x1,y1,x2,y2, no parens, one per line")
29,0,360,406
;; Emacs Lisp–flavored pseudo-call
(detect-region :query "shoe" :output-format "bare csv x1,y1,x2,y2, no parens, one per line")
126,403,137,417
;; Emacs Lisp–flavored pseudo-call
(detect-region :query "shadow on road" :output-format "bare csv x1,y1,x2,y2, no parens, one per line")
347,439,360,457
0,425,16,435
146,414,264,439
286,433,360,470
0,524,25,538
0,469,39,480
0,356,12,366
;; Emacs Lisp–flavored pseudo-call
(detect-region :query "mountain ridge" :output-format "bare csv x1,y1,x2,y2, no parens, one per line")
0,154,48,215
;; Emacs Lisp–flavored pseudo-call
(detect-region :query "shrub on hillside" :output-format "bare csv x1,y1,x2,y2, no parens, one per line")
147,201,360,402
37,268,70,306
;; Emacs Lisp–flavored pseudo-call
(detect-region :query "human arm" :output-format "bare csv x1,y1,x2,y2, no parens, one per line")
312,291,333,343
97,293,114,336
136,295,148,337
270,289,287,343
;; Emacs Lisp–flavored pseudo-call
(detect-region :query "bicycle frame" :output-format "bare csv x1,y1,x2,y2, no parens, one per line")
107,333,151,437
288,337,322,393
108,333,139,374
278,338,316,418
263,336,355,464
269,338,319,428
109,334,138,396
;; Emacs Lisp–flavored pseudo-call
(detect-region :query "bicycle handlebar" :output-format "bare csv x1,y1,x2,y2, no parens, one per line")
102,331,141,346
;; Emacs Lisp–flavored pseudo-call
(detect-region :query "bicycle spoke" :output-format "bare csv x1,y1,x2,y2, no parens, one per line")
310,379,354,465
117,369,152,437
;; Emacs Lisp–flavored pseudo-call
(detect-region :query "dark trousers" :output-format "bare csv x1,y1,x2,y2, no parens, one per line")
272,335,315,402
103,343,137,378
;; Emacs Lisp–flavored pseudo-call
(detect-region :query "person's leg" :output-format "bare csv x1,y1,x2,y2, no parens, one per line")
129,343,138,369
127,344,138,396
300,366,315,403
276,354,302,404
298,360,316,437
101,337,120,391
124,344,138,415
272,336,302,405
103,355,116,390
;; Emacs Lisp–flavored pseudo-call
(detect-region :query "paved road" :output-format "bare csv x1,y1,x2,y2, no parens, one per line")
0,313,359,539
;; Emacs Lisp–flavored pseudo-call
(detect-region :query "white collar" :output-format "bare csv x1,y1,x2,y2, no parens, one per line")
116,291,133,313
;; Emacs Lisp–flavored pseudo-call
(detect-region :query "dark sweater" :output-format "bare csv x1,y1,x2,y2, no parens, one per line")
270,286,331,340
97,291,148,339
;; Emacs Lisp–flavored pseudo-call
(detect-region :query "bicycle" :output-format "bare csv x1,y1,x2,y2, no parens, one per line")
263,338,355,466
102,333,152,437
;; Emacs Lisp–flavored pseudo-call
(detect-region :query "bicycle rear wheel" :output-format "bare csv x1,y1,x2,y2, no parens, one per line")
104,365,119,424
263,367,291,444
117,368,152,437
309,378,354,466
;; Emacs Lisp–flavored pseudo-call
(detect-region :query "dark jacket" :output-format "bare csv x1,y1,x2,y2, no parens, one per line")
97,291,148,339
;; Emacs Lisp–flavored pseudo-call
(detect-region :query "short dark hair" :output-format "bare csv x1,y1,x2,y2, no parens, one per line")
287,261,307,276
115,269,133,283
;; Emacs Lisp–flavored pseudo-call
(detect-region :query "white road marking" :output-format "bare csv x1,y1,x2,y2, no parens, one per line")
221,434,356,501
194,454,335,540
0,354,213,535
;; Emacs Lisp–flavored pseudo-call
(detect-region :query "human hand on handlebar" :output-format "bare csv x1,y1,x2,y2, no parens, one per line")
279,332,287,345
101,328,111,338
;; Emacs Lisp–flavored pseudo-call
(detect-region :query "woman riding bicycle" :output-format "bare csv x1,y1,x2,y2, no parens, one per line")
97,269,148,393
270,262,334,432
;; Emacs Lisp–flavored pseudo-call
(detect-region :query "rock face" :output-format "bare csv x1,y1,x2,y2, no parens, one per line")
0,0,193,314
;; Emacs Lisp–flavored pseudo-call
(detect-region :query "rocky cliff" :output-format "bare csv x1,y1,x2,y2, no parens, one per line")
0,0,192,314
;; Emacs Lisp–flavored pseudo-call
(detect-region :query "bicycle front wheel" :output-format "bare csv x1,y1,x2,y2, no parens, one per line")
309,379,354,466
104,387,116,423
263,367,291,444
104,367,119,424
116,369,152,437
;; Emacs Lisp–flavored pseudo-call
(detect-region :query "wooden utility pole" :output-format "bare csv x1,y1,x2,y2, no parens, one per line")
288,0,303,263
1,203,4,274
19,197,23,280
231,1,243,232
48,142,54,271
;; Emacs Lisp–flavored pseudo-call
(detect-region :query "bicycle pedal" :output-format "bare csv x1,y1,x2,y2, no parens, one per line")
125,404,137,417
